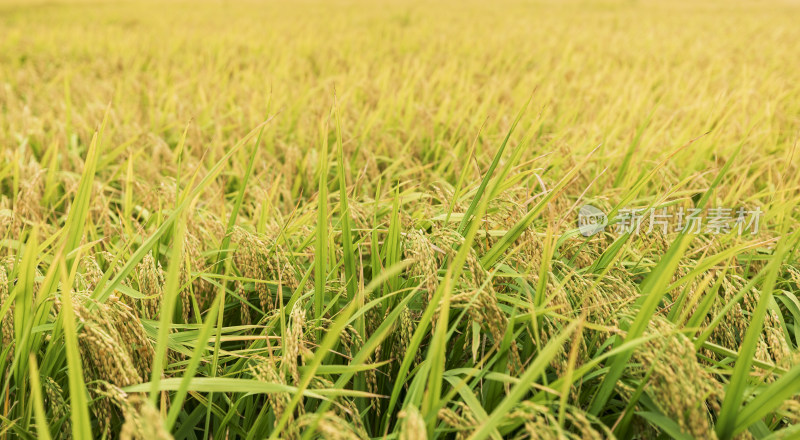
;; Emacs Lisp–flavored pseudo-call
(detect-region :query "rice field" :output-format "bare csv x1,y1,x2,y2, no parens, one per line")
1,0,800,438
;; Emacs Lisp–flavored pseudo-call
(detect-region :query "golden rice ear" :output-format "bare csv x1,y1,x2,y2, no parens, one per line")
397,307,420,367
398,406,427,440
43,376,72,437
231,226,299,315
404,229,439,302
76,255,103,291
4,166,48,240
53,292,156,437
134,251,165,320
285,301,308,385
629,318,722,439
52,291,153,398
295,411,364,440
250,355,297,433
0,264,11,349
109,297,155,379
177,233,202,323
437,402,480,440
119,395,173,440
451,284,522,374
74,294,142,387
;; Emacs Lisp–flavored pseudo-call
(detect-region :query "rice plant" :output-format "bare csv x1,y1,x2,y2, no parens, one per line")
1,0,800,438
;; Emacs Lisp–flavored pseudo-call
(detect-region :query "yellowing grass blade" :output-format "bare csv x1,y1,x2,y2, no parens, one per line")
27,355,52,440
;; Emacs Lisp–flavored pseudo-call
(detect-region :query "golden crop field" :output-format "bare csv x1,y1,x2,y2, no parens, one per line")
1,0,800,438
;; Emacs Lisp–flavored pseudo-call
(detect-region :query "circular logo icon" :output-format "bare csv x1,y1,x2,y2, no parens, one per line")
578,204,607,237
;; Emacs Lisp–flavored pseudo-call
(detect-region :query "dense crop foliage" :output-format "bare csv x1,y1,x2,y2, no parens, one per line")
1,0,800,438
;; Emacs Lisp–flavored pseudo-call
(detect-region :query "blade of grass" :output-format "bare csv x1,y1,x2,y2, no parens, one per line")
422,272,452,436
716,231,798,439
315,115,330,327
446,117,485,224
613,106,657,187
735,362,800,435
27,355,52,440
383,191,490,434
468,320,579,440
11,227,38,429
59,261,93,439
334,93,357,302
165,291,223,429
300,263,414,440
148,213,187,405
270,260,411,439
457,96,531,235
63,121,102,267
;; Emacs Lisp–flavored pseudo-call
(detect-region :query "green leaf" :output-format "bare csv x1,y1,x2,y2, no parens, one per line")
315,115,330,324
637,411,694,440
148,213,187,404
457,97,530,235
27,355,52,440
735,362,800,435
717,231,799,439
60,261,93,440
469,320,579,440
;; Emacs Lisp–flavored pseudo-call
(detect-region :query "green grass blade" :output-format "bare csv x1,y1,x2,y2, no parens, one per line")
59,261,93,439
637,411,694,440
422,272,452,435
148,213,187,405
469,320,579,440
165,291,223,429
383,192,490,433
735,362,800,435
457,97,530,235
315,115,330,325
11,227,38,429
27,355,52,440
63,127,100,267
716,231,798,439
334,95,357,302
